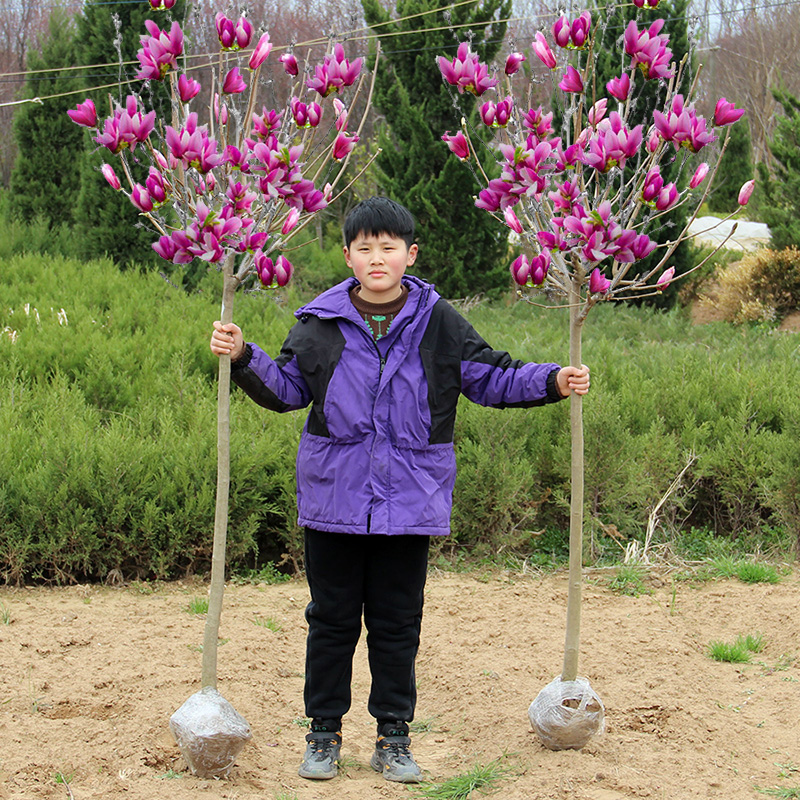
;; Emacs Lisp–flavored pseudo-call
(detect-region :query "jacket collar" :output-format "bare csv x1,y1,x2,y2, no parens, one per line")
296,274,438,324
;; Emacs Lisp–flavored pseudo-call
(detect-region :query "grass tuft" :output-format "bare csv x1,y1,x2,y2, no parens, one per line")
0,602,11,625
757,788,800,798
185,597,209,615
711,558,781,584
708,633,765,663
252,616,282,632
412,757,512,800
607,566,649,597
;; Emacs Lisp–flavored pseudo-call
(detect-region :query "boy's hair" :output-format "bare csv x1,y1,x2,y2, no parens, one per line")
343,197,415,249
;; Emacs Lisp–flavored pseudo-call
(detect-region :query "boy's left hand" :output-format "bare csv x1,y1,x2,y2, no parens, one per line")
556,365,590,397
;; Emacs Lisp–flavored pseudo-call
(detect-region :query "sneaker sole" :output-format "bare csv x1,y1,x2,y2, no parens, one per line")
298,765,338,780
370,752,422,783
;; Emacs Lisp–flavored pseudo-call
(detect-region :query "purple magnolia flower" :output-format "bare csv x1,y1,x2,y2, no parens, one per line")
178,74,201,103
442,131,469,160
589,267,611,294
510,254,531,285
145,167,168,205
332,131,359,160
274,255,293,286
255,251,275,286
480,97,513,127
642,167,663,203
94,96,155,154
532,33,556,69
148,0,176,8
505,52,526,75
67,98,97,128
653,95,716,152
251,106,283,139
437,42,498,96
559,65,583,93
249,33,272,70
279,52,299,76
215,14,252,50
655,182,678,211
131,184,153,213
282,207,300,235
291,97,322,128
308,43,363,97
587,98,608,126
522,106,554,138
624,19,674,80
225,177,258,214
166,113,223,173
552,16,571,48
713,97,745,126
504,206,523,234
531,251,551,285
101,163,121,190
606,73,630,102
333,99,349,132
656,266,675,290
225,144,251,172
581,112,643,172
738,179,755,206
223,67,247,94
136,20,183,81
690,162,709,188
634,0,661,6
570,12,592,48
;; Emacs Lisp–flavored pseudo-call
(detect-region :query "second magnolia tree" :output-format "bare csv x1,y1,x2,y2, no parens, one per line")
437,6,751,748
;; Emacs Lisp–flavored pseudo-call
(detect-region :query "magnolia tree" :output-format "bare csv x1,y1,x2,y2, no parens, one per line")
69,0,374,777
438,7,751,750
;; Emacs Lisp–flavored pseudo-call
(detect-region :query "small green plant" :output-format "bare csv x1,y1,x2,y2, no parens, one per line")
55,771,75,798
129,580,156,595
292,717,311,729
274,792,299,800
711,558,781,584
0,602,11,625
252,616,282,632
185,597,209,615
412,757,511,800
409,716,440,735
232,563,292,584
709,633,765,663
757,788,800,798
608,565,648,597
158,768,183,779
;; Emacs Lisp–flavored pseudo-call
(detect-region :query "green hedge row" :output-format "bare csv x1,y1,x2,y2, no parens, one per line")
2,255,798,583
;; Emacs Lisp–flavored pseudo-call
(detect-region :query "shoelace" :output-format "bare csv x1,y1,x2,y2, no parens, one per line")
381,737,414,762
308,733,340,760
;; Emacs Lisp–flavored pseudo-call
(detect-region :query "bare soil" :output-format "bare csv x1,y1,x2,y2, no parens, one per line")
1,569,799,800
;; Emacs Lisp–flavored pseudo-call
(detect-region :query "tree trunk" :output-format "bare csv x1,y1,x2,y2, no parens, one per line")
202,256,237,689
561,276,585,683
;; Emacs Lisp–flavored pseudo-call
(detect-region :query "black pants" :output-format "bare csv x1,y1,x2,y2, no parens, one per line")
303,528,430,724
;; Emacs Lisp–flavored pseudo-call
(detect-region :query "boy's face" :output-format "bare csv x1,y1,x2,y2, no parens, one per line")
344,232,418,304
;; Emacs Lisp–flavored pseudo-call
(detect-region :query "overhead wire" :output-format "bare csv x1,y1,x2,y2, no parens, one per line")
0,0,796,107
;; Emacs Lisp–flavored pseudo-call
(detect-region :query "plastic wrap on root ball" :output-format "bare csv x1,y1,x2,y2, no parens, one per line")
170,686,252,779
528,676,605,751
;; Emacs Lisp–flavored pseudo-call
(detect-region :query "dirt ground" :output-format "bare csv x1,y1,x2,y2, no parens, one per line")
1,568,799,800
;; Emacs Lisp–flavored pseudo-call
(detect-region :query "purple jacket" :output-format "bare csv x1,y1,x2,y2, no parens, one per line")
231,275,563,536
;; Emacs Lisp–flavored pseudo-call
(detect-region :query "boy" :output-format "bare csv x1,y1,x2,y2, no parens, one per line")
210,197,589,783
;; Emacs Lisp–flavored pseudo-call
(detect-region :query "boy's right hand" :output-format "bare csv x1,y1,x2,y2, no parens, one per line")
210,321,245,361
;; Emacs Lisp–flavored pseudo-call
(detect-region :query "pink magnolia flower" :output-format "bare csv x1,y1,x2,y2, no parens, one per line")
308,43,363,97
606,73,630,102
145,167,168,205
521,106,554,138
251,107,283,139
148,0,176,8
510,254,531,285
136,20,183,81
255,251,275,285
101,163,120,190
624,19,673,80
215,14,252,50
131,184,153,213
656,266,675,290
223,67,247,94
178,74,201,103
738,179,755,206
713,97,745,127
67,98,97,128
587,98,608,126
249,33,272,69
532,33,556,69
279,52,299,76
589,267,611,294
552,16,571,48
332,132,359,160
442,131,469,160
282,207,301,235
437,42,498,96
480,97,513,127
634,0,661,6
642,167,663,203
505,52,526,75
690,162,709,188
570,12,592,48
530,251,551,285
504,206,523,234
559,65,583,93
333,98,349,132
655,182,678,210
274,255,293,286
291,97,322,128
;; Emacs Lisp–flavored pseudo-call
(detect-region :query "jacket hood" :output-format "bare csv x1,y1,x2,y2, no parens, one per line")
295,274,438,322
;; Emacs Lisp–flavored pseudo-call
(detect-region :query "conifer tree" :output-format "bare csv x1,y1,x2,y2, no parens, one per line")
10,11,82,229
361,0,512,298
73,1,187,267
759,90,800,249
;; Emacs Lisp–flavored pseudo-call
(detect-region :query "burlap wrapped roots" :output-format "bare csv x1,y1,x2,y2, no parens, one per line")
170,687,252,778
528,676,605,750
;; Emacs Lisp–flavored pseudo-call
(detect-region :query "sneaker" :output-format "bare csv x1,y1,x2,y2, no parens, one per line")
370,729,423,783
298,729,341,780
